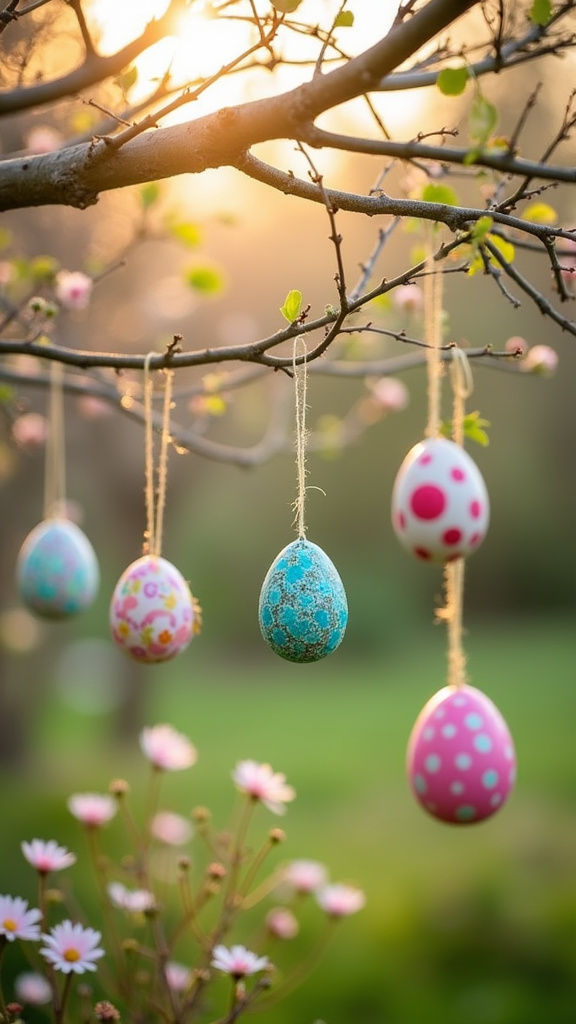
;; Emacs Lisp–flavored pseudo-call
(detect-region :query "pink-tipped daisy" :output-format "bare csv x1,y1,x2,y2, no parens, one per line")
281,859,327,894
21,839,76,874
232,760,295,815
165,961,193,993
107,882,156,914
67,793,117,827
15,971,52,1005
266,907,299,940
211,944,270,978
151,811,193,846
40,921,104,974
140,725,198,772
0,895,42,943
315,883,366,918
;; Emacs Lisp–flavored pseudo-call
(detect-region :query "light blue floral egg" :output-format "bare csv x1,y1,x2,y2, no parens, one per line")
16,518,100,619
258,538,348,663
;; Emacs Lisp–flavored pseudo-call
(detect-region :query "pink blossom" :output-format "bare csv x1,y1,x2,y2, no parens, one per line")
107,882,156,914
0,261,15,286
140,725,198,772
165,961,193,992
0,895,42,942
11,413,49,450
521,344,558,376
151,811,193,846
505,335,528,356
392,283,424,314
315,883,366,918
371,377,409,413
21,839,76,874
211,944,270,978
266,907,299,939
15,972,52,1005
232,760,295,815
68,793,117,827
281,859,327,894
40,920,104,974
25,125,63,154
54,270,93,311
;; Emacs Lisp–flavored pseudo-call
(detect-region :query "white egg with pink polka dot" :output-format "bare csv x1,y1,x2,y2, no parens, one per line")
407,683,516,825
391,437,489,563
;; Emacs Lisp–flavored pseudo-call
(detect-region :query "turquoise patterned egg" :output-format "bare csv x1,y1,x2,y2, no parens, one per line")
17,518,99,619
258,538,348,663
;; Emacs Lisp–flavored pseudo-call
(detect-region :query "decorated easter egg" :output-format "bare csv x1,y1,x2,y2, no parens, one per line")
16,518,99,619
110,555,199,664
407,684,516,824
258,538,348,663
391,437,489,562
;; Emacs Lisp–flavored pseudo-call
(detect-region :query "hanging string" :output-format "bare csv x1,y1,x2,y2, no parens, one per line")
442,347,474,690
44,360,67,519
143,355,174,558
424,230,444,439
292,338,308,539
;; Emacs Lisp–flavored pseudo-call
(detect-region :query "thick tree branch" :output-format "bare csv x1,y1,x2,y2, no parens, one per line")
0,0,480,211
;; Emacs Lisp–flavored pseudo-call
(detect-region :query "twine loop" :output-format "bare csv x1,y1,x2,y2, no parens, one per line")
143,354,174,558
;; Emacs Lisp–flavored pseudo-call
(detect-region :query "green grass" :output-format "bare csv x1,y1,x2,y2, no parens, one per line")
3,614,576,1024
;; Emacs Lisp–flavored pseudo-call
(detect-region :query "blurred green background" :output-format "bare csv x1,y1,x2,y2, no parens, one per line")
1,16,576,1021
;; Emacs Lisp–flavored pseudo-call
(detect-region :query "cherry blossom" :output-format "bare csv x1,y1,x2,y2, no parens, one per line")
54,270,93,311
521,344,559,376
232,760,295,815
371,377,409,413
40,921,105,974
211,944,270,978
11,413,49,449
0,895,42,942
67,793,117,827
315,883,366,918
21,839,76,874
392,283,424,315
140,725,198,771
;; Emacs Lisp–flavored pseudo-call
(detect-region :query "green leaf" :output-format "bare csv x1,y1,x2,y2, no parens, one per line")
421,183,459,207
471,216,493,242
334,10,354,27
168,221,203,247
280,289,302,322
0,227,12,251
140,182,160,210
115,65,138,94
272,0,303,11
441,411,491,446
437,66,469,96
468,92,498,146
489,234,515,265
29,255,59,281
523,202,557,225
185,263,225,295
529,0,552,24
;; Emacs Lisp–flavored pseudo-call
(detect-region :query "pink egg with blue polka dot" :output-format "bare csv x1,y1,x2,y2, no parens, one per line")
407,684,516,824
391,437,489,562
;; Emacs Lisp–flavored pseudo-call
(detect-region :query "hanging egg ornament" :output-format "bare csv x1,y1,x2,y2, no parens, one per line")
110,555,200,664
16,518,99,619
391,437,489,563
407,684,516,825
258,538,348,663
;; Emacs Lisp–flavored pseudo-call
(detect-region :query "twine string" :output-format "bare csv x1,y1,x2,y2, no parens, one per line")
143,355,174,558
292,338,308,539
424,232,444,439
443,347,474,690
44,360,66,519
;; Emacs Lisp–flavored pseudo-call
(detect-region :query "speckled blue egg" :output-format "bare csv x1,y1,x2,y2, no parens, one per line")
258,538,348,663
16,518,100,619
